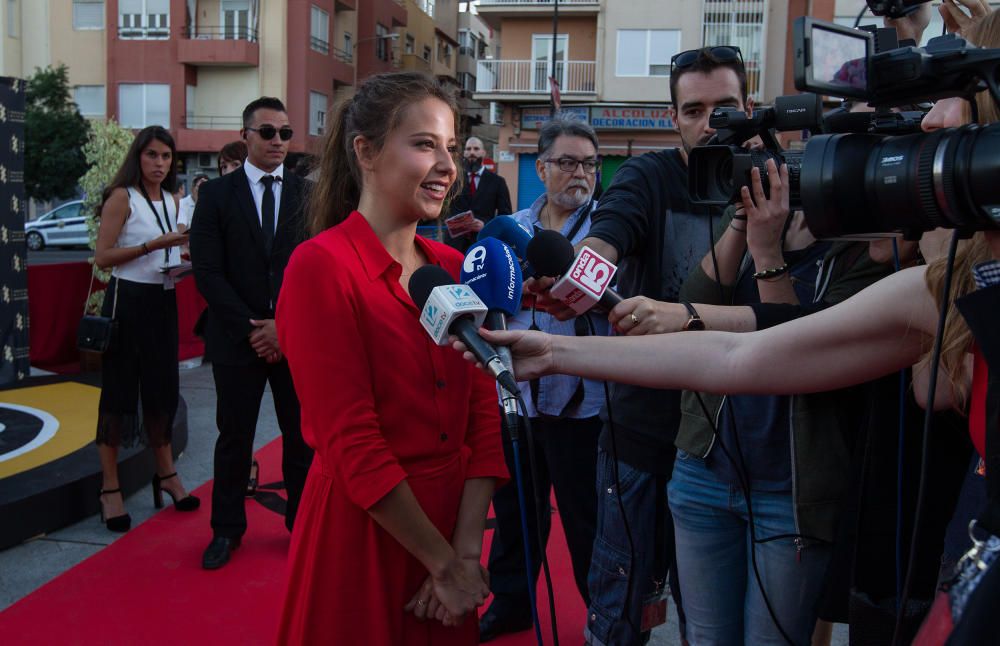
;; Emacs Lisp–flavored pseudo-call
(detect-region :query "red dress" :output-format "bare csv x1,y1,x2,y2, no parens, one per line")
273,212,507,645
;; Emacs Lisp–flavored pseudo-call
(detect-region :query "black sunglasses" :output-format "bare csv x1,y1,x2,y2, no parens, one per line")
245,125,294,141
670,46,743,74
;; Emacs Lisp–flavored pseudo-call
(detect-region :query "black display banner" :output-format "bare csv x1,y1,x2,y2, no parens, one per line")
0,77,28,385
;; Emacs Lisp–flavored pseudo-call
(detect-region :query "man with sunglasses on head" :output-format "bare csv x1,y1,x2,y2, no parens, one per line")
190,96,313,570
478,116,609,642
530,46,749,646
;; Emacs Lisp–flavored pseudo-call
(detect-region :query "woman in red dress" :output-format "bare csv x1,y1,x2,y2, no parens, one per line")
273,73,507,645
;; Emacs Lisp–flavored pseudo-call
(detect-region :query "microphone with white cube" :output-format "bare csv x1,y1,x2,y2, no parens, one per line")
409,264,519,394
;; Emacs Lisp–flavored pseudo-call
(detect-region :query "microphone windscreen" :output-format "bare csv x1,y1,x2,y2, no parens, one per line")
526,229,576,278
409,265,454,311
478,216,533,260
461,237,523,316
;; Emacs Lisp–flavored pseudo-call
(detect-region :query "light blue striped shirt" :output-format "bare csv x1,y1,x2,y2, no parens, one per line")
509,194,610,418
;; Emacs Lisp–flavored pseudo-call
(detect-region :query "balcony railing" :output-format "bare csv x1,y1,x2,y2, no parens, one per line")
118,25,170,39
332,45,353,63
311,37,330,54
477,0,599,5
182,115,243,130
476,60,596,95
184,25,258,41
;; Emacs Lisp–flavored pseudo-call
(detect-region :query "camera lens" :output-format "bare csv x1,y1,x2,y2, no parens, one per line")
800,123,1000,237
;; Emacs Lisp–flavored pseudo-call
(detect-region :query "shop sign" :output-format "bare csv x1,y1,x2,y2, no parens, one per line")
590,107,675,130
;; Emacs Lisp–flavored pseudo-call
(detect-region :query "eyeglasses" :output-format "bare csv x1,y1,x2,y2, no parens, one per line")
670,46,743,75
544,157,600,175
245,125,294,141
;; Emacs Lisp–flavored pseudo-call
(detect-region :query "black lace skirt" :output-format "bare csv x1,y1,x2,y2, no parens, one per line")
95,277,179,449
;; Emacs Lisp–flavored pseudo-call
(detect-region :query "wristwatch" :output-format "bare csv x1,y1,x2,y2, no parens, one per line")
681,301,705,331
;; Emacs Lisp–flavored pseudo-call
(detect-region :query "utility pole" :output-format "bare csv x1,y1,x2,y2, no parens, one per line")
549,0,559,117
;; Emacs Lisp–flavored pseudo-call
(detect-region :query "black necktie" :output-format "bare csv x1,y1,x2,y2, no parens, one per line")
261,175,276,252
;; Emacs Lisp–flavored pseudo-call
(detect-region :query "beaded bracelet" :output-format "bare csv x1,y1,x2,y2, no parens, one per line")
752,263,789,280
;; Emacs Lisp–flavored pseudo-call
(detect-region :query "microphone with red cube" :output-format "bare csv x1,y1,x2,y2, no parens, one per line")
526,229,624,315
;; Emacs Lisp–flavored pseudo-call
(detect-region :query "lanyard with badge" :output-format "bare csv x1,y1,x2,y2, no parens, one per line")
137,184,177,289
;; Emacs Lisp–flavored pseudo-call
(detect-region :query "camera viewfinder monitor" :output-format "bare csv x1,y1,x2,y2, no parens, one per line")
794,17,873,100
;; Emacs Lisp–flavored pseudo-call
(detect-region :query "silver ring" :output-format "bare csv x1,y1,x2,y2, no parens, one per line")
629,313,640,326
416,599,426,606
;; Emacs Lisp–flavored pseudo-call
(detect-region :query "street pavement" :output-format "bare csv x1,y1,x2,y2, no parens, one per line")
0,360,847,645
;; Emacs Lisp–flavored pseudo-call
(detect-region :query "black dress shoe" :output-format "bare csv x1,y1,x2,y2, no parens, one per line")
478,599,534,643
202,536,240,570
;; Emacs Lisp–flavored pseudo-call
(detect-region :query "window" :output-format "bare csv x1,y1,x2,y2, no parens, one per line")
418,0,435,18
223,0,251,40
74,85,106,117
310,5,329,54
118,83,169,128
702,0,766,98
616,29,680,77
73,0,104,30
309,91,327,136
7,0,18,38
459,72,475,92
119,0,169,39
343,32,352,53
405,33,414,55
55,203,83,220
422,45,431,62
375,23,389,61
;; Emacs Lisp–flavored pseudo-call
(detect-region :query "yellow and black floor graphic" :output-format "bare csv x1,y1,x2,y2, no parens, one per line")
0,375,187,550
0,381,101,479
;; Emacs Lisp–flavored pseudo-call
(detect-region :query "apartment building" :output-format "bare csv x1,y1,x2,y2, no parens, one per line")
457,5,499,145
474,0,835,209
0,0,411,179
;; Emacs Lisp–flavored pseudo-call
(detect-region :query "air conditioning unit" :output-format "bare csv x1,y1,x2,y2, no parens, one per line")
198,153,214,168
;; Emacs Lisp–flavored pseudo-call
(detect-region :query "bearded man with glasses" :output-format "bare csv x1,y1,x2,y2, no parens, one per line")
478,115,609,642
190,96,313,570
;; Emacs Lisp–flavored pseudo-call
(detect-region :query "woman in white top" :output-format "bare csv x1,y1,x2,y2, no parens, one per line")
93,126,199,532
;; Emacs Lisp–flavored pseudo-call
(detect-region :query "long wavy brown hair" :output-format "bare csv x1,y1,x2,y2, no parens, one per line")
306,72,461,237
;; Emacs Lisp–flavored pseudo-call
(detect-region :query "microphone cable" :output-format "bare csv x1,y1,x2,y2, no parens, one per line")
513,392,560,646
891,229,961,646
503,406,545,646
584,314,642,639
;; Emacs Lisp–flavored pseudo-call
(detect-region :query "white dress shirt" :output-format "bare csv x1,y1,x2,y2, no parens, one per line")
243,159,285,233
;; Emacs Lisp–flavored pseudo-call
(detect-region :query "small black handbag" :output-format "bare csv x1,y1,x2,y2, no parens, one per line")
77,269,119,353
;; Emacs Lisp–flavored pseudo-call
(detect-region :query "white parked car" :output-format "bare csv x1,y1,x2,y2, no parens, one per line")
25,200,89,251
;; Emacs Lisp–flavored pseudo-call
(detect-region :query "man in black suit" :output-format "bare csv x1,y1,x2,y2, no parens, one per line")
190,97,313,570
445,136,512,251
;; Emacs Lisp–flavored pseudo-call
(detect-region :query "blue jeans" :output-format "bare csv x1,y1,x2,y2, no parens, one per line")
668,450,831,646
585,447,676,646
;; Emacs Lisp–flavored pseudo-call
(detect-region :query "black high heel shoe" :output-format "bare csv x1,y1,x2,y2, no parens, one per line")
152,472,201,511
99,488,132,533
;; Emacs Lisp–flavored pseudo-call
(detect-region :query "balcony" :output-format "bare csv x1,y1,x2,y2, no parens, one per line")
176,115,243,153
476,0,599,29
178,27,260,67
474,60,596,102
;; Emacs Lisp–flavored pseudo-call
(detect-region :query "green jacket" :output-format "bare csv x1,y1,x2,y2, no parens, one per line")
674,210,891,542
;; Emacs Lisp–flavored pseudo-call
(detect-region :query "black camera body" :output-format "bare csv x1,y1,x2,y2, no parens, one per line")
688,16,1000,238
865,0,930,19
688,93,822,208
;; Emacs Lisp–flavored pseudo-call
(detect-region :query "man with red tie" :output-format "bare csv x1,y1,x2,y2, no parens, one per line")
445,136,512,252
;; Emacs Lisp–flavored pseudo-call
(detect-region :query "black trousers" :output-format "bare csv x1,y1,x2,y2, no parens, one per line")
210,360,312,538
486,415,601,607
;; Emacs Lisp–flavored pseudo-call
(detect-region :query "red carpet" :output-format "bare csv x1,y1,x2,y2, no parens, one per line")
0,439,586,645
